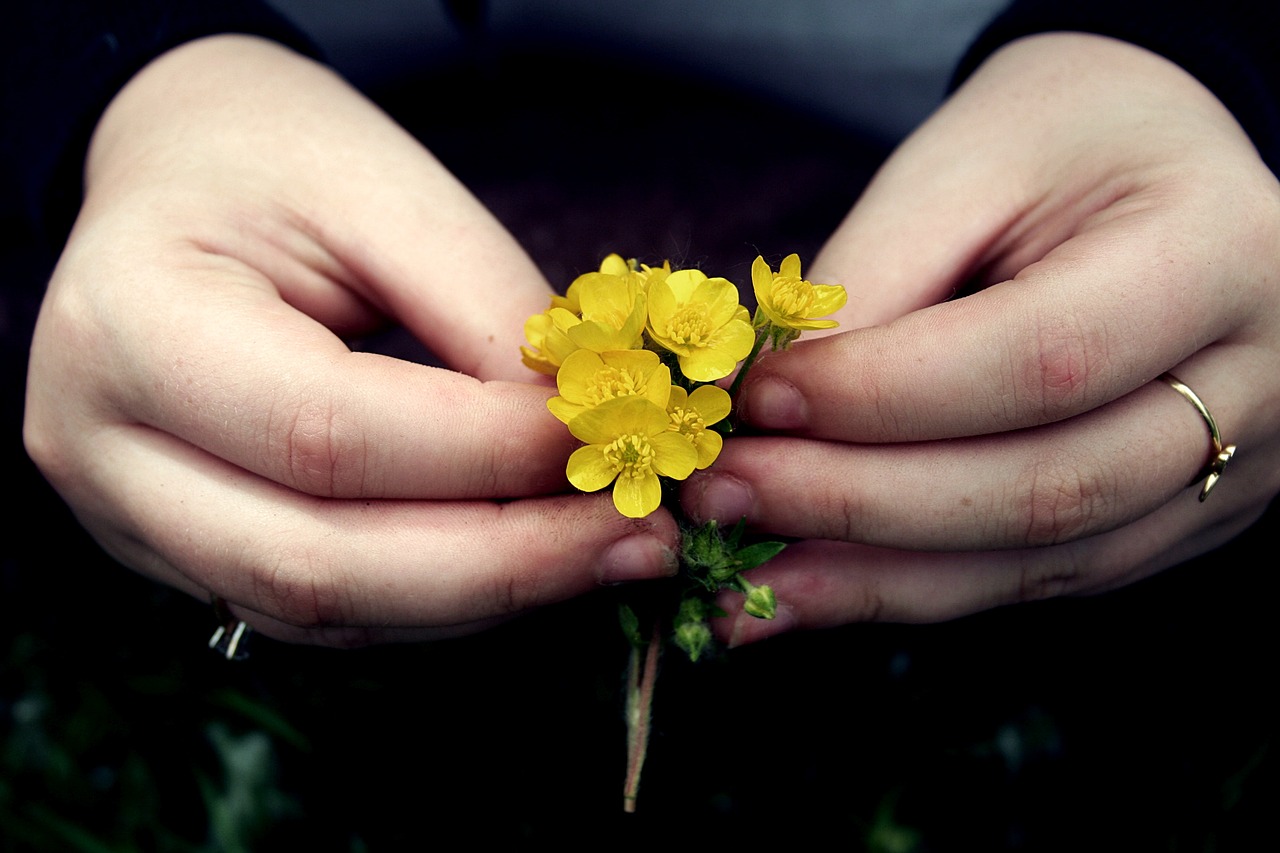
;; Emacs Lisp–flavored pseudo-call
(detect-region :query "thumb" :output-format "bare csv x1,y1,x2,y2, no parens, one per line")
303,126,555,384
808,44,1067,331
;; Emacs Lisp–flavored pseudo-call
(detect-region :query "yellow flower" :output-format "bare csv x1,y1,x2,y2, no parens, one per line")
523,253,683,375
566,396,699,518
597,253,632,278
646,269,755,382
566,269,648,353
598,253,672,294
550,269,585,314
521,306,583,376
666,384,731,469
751,254,846,331
547,349,672,425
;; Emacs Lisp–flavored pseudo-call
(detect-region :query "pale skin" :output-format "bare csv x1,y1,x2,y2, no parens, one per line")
23,31,1280,650
681,33,1280,645
21,35,680,647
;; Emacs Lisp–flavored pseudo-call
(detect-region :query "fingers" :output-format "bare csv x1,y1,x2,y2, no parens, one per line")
50,32,576,502
21,33,619,647
85,34,553,384
685,365,1263,550
807,32,1269,334
709,485,1269,647
30,243,575,500
771,34,1278,445
65,424,680,647
743,197,1265,445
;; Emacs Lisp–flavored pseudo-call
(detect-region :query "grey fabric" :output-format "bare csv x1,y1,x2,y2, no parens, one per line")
267,0,1009,142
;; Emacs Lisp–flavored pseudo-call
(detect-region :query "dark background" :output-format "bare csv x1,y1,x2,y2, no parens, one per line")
3,43,1275,851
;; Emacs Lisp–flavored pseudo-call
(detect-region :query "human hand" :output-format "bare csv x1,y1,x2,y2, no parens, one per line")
682,33,1280,644
22,35,678,647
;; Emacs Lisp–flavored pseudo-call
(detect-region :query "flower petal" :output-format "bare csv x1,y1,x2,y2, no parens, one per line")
779,253,802,278
693,277,743,328
650,432,698,480
556,349,607,399
546,396,585,425
809,284,848,316
568,396,669,443
693,428,723,469
751,255,772,305
646,278,678,334
613,471,662,518
686,384,732,424
663,268,707,303
676,317,755,382
598,254,631,276
566,446,618,492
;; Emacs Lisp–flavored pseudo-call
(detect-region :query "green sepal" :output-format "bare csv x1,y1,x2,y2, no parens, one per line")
672,596,713,663
674,620,713,663
742,583,777,620
680,521,740,591
680,519,788,590
768,323,801,351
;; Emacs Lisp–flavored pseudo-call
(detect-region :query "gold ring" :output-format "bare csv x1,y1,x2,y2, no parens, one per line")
1159,372,1236,501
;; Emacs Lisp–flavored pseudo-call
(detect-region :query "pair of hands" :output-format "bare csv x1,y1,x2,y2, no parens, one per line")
24,33,1280,648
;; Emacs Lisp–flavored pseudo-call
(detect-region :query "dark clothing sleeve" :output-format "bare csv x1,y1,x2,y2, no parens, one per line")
1,0,319,259
952,0,1280,176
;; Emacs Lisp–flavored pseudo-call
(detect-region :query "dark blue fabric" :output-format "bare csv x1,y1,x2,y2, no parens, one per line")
1,0,320,258
954,0,1280,175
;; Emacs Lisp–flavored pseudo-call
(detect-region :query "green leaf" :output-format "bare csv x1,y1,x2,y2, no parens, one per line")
733,541,786,572
724,517,747,549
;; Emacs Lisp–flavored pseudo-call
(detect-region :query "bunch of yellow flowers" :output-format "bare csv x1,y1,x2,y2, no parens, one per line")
522,250,846,813
522,252,846,518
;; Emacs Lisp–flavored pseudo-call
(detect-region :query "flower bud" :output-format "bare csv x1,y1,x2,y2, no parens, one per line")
742,583,777,620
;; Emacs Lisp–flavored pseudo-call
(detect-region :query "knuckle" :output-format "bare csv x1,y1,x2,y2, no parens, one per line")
470,432,514,495
1014,456,1114,546
1013,554,1084,604
838,581,886,623
249,545,355,630
475,555,541,617
272,395,370,497
864,370,912,440
22,415,67,485
792,568,887,625
1018,311,1108,423
806,483,865,543
469,504,570,616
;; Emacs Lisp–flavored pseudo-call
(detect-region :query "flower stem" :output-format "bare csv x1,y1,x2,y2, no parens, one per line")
623,619,662,813
728,327,769,401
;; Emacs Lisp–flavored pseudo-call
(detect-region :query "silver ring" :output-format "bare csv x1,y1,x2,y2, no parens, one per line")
209,596,252,660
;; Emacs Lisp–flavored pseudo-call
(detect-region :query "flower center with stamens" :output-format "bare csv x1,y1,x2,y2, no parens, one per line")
667,303,712,347
604,434,656,480
587,368,645,407
669,406,705,442
772,276,814,318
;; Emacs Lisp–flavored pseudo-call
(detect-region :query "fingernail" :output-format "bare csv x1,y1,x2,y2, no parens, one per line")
743,376,807,429
597,535,679,585
727,601,797,648
687,473,755,526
